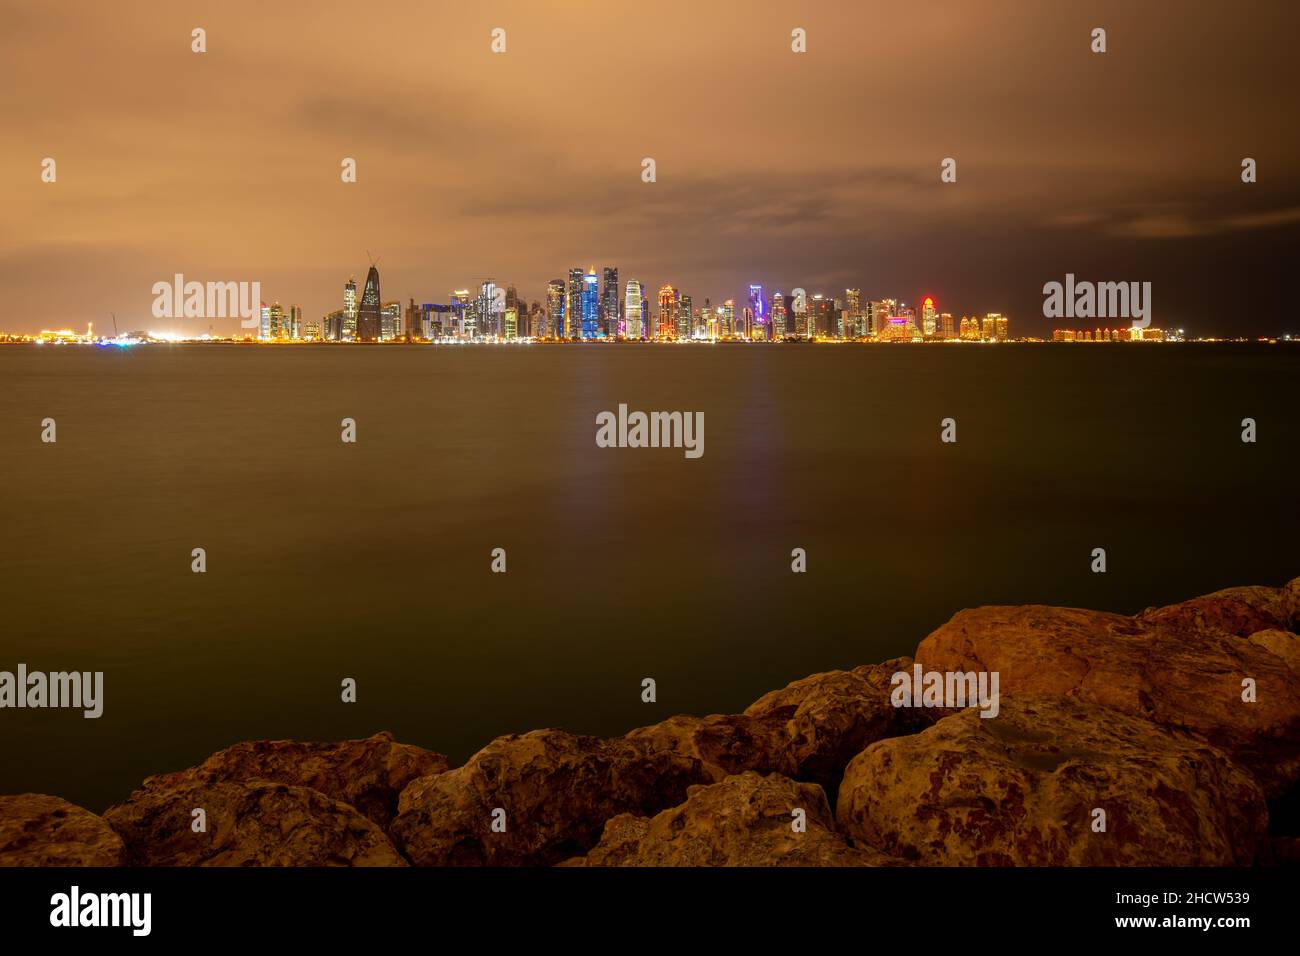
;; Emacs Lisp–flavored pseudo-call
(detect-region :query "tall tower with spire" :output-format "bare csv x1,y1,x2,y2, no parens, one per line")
355,264,382,341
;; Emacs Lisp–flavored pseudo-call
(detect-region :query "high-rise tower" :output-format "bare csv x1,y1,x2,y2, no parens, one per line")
601,267,619,339
355,266,382,341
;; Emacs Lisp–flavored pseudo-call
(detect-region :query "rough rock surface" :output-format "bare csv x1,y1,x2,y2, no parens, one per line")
134,731,445,827
1248,629,1300,671
837,696,1268,866
570,771,893,867
1138,584,1296,637
627,658,929,791
0,794,125,867
391,729,709,866
914,595,1300,794
104,780,406,866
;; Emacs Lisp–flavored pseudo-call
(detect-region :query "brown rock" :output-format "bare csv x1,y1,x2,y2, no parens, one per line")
135,731,446,827
0,794,125,867
915,604,1300,794
743,657,934,785
1138,583,1296,637
627,658,928,792
104,780,406,866
837,696,1267,866
572,771,893,866
391,729,709,866
1248,629,1300,671
625,713,789,782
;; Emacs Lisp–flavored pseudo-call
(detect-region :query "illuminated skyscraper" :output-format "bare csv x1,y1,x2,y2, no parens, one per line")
625,279,642,339
809,294,828,338
323,309,344,340
638,283,648,338
772,292,787,338
845,289,862,337
545,280,564,338
921,297,938,338
981,313,997,341
747,285,766,340
475,281,498,339
678,294,693,339
657,285,677,340
343,277,358,340
355,266,382,341
381,301,400,341
601,267,619,340
993,313,1009,341
721,299,736,337
581,269,600,339
940,312,954,339
450,290,471,338
566,268,584,340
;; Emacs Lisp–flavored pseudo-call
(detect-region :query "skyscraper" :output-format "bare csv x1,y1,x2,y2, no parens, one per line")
355,266,382,341
476,281,498,339
922,296,938,338
546,279,565,339
772,291,787,338
748,285,766,340
343,277,358,341
450,289,472,338
678,294,693,340
624,279,642,339
567,268,584,340
657,285,677,340
381,301,400,341
581,269,599,339
601,267,619,340
845,289,862,338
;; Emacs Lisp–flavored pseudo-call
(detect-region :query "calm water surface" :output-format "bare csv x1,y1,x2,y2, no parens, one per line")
1,343,1297,810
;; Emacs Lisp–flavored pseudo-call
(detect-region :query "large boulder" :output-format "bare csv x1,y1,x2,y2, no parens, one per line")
134,731,446,827
570,771,893,867
1137,583,1296,637
627,658,928,792
391,729,709,866
104,780,406,866
836,696,1267,866
915,604,1300,794
0,794,125,867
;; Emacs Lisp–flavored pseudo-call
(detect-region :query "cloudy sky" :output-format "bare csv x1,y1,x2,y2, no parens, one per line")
3,0,1297,335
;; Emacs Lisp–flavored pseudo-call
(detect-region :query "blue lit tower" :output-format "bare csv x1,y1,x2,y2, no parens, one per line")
581,269,600,339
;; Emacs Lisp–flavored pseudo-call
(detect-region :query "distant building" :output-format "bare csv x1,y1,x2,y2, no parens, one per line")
343,277,358,340
546,279,565,338
580,269,599,339
566,268,584,340
922,297,938,338
602,267,619,340
657,285,678,340
624,279,643,339
355,267,382,341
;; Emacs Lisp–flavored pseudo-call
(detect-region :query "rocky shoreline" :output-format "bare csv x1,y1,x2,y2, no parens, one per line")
3,578,1298,867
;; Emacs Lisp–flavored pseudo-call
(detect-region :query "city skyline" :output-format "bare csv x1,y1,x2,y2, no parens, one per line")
3,2,1297,337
